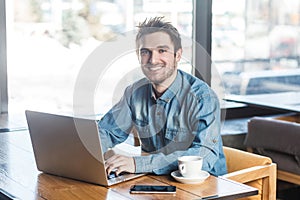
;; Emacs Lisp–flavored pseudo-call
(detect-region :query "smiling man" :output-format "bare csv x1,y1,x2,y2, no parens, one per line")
138,31,180,95
98,17,227,176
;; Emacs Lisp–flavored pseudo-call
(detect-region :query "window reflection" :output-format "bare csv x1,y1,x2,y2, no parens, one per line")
212,0,300,96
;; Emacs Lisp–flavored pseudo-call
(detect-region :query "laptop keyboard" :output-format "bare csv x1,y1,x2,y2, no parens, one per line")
107,171,130,185
108,171,128,179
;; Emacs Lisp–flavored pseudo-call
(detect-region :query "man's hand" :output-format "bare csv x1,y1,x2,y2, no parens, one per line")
105,154,136,176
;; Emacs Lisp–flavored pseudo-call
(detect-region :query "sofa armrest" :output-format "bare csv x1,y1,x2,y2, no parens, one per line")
223,146,277,200
223,146,272,172
222,163,276,184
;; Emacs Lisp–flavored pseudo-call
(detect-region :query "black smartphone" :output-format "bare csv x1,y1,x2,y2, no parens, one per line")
130,185,176,194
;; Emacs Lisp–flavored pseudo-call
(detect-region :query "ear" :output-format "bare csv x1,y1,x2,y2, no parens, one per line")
175,48,182,62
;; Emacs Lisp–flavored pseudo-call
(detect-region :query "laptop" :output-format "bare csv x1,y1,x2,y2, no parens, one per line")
25,110,145,186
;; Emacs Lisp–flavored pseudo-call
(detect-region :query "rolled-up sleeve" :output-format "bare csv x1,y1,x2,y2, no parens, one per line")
98,87,133,153
193,93,221,172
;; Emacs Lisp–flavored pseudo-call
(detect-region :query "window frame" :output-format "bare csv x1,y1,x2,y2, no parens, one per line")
0,0,8,114
193,0,212,85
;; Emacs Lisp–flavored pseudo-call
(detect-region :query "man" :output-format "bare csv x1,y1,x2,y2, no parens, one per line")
98,17,227,176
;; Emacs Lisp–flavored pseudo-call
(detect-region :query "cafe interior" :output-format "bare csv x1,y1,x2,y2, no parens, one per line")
1,0,300,199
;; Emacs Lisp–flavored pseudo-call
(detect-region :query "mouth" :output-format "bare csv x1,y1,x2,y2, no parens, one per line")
144,65,164,72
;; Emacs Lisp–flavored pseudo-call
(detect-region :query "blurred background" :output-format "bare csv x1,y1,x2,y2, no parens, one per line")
4,0,300,115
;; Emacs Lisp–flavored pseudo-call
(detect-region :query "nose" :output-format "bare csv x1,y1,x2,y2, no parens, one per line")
149,50,160,64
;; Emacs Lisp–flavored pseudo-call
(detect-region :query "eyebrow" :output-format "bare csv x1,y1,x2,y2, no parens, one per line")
140,45,170,50
157,45,170,49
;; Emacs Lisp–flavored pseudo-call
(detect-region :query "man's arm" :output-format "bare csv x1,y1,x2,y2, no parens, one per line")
98,87,134,153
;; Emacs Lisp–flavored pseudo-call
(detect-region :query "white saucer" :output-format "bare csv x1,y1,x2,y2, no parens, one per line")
171,170,210,184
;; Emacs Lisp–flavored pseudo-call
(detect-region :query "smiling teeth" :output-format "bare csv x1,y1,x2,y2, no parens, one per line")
149,66,162,71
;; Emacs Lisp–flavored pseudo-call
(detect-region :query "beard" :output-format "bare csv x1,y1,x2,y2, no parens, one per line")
141,63,177,85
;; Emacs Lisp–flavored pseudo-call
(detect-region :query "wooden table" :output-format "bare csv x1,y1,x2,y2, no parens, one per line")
0,130,258,200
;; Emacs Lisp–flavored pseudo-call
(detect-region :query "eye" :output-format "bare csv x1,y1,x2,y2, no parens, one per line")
140,49,151,56
158,49,167,53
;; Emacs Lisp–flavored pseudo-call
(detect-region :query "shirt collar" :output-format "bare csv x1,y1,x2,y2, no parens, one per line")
150,70,182,103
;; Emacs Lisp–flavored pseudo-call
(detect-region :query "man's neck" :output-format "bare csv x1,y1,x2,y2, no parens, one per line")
152,86,164,98
152,71,177,98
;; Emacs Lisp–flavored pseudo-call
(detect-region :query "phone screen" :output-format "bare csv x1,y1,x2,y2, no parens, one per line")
130,185,176,194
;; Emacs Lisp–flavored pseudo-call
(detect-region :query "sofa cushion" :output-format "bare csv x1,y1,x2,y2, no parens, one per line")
246,117,300,175
246,117,300,155
255,148,300,175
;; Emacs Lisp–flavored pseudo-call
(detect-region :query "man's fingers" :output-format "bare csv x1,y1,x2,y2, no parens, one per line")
104,149,116,160
105,154,122,166
106,155,124,174
105,154,135,176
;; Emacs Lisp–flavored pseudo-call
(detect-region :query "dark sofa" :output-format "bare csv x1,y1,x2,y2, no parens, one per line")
245,116,300,185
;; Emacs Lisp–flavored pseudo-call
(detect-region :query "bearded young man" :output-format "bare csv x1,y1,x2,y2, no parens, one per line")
98,17,227,177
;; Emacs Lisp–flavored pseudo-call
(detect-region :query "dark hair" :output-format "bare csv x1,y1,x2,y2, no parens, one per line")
136,16,182,52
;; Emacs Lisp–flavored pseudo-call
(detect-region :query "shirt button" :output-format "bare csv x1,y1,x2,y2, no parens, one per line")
212,139,217,143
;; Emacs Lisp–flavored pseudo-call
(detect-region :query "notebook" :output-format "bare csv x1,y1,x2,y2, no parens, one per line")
25,110,145,186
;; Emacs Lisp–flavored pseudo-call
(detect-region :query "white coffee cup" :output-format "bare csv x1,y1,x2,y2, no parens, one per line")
178,156,203,178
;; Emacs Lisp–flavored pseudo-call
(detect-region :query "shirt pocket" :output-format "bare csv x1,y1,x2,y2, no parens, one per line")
165,128,194,143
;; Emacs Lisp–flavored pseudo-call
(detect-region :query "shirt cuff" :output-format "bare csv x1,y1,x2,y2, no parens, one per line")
133,155,153,173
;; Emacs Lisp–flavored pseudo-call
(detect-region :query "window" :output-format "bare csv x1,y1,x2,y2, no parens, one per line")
5,0,193,116
212,0,300,96
7,0,300,119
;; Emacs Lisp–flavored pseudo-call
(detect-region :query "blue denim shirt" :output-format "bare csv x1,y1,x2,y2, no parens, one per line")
98,70,227,176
